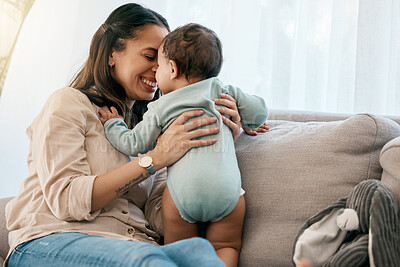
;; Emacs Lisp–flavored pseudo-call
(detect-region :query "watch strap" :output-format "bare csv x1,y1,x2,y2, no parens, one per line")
147,165,156,175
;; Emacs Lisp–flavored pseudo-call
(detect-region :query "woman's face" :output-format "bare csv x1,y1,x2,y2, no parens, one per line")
109,25,169,105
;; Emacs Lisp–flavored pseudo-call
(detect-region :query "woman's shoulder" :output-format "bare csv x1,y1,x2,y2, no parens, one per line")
29,87,97,131
50,87,89,102
46,87,93,109
36,87,96,121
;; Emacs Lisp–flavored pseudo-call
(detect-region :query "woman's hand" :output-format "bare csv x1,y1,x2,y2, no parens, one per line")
149,110,219,169
213,93,269,140
213,93,242,140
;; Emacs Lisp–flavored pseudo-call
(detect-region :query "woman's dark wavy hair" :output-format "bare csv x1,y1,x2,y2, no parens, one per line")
69,3,169,127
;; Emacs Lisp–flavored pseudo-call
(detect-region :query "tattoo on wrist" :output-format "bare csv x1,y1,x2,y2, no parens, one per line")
115,172,149,195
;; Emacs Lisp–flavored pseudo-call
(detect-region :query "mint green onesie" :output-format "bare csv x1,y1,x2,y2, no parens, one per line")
104,77,268,223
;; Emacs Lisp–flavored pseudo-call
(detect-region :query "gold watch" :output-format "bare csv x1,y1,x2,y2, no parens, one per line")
138,154,156,175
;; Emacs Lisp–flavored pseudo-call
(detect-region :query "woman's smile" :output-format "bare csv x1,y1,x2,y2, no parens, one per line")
141,77,157,92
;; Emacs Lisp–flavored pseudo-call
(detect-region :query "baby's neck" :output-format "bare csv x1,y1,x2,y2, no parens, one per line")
173,78,191,91
170,76,203,93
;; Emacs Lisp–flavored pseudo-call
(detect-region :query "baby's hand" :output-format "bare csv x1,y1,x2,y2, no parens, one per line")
243,122,269,136
98,106,123,125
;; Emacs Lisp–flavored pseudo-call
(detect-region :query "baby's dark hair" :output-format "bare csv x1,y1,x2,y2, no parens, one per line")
161,23,223,81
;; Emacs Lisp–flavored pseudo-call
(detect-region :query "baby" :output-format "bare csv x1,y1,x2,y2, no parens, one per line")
99,23,268,267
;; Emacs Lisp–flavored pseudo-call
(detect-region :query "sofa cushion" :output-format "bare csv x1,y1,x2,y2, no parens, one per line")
380,136,400,203
235,114,400,267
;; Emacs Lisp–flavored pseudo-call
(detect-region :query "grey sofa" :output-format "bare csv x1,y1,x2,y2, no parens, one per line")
1,109,400,266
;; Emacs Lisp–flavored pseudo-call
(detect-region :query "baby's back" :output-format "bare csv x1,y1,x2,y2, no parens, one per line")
166,123,241,223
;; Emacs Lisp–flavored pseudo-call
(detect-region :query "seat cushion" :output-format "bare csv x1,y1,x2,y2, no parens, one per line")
235,114,400,267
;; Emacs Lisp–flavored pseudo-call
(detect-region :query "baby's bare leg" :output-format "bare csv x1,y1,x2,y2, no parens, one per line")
162,186,198,244
206,196,245,267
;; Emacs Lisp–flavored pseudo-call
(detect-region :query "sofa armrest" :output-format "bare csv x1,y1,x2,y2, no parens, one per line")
380,137,400,203
0,197,12,262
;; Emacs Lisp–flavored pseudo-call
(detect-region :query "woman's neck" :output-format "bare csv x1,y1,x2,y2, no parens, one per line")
126,100,136,109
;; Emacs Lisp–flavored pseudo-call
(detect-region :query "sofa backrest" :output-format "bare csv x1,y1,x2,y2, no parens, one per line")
236,112,400,266
268,109,400,124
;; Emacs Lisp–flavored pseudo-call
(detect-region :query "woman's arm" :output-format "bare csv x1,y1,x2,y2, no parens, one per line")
91,110,219,212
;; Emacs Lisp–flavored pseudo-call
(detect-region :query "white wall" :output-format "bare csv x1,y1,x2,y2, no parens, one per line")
0,0,134,197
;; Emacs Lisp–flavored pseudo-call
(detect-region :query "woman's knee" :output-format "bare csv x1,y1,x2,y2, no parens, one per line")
161,237,224,266
124,242,174,265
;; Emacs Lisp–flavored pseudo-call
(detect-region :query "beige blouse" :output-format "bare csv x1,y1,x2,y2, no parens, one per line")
5,87,166,262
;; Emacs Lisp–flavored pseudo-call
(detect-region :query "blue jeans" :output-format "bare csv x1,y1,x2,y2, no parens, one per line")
8,232,225,267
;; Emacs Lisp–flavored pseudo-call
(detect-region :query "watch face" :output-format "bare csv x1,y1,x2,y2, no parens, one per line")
139,155,152,167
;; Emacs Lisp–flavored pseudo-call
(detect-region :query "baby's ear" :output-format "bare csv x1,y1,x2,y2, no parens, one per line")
169,60,179,79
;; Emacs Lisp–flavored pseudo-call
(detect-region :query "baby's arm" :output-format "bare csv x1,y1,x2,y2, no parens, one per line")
225,86,269,129
99,106,162,156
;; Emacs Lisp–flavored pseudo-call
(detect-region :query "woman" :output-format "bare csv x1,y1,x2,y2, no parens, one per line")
5,3,266,266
